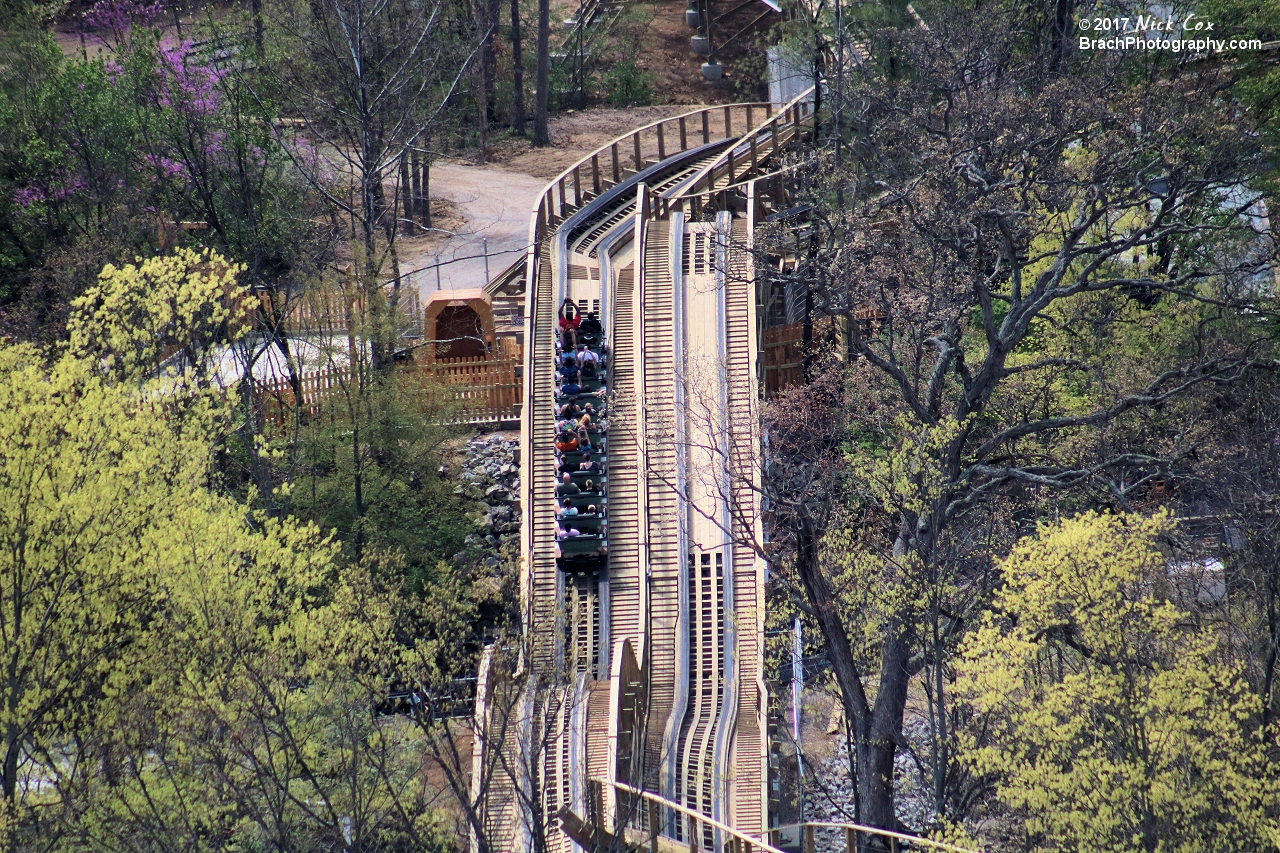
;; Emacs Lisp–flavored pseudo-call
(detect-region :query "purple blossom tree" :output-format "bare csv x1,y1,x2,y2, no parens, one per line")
82,0,165,48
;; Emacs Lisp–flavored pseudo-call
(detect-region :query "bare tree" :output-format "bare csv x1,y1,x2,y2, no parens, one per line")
754,6,1279,834
254,0,477,366
404,589,595,853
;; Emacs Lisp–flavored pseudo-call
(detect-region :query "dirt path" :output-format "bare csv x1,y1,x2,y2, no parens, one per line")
403,105,713,297
402,162,547,296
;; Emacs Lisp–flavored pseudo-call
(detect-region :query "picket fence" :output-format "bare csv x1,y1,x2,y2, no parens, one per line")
254,355,522,427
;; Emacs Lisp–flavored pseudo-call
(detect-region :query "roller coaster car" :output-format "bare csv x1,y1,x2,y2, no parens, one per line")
559,427,604,442
565,470,606,486
558,514,605,534
562,494,605,511
557,529,605,545
557,552,606,574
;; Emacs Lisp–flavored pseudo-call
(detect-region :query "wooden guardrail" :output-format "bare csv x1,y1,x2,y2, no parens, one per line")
769,822,981,853
586,780,982,853
763,307,888,395
530,102,776,244
588,779,788,853
667,86,816,208
763,321,805,394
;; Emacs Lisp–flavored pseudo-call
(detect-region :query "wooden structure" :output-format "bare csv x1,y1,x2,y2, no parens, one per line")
253,352,522,429
762,322,804,395
423,288,496,361
476,91,824,853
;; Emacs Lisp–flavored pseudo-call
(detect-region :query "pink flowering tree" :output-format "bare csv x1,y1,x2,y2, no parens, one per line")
81,0,165,50
0,12,317,402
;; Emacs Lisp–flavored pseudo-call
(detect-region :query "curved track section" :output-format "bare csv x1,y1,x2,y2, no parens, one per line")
477,91,815,853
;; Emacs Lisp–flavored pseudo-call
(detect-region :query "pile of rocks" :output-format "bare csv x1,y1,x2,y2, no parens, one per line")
455,433,520,567
810,715,938,832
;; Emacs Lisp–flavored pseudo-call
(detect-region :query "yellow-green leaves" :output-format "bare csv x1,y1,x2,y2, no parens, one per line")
0,251,452,851
852,414,972,520
0,341,214,802
958,512,1280,853
68,246,248,381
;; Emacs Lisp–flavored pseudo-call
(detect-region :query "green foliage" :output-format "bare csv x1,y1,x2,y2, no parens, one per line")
0,20,315,339
0,342,216,802
0,0,66,25
81,526,457,853
0,253,469,849
958,512,1280,852
68,246,248,380
601,60,654,107
288,367,471,589
732,38,770,101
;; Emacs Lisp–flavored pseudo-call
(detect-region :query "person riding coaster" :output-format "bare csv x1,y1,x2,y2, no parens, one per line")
553,308,609,566
558,299,581,351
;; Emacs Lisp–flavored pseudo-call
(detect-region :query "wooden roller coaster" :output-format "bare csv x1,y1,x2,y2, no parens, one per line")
469,92,982,853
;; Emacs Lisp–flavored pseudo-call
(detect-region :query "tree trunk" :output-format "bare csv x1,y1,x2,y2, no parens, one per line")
476,0,495,159
275,334,306,427
476,65,490,161
388,240,403,345
1264,576,1279,727
363,171,386,368
4,721,19,804
238,366,276,514
1049,0,1075,71
511,0,526,135
410,148,422,228
380,164,404,357
792,510,903,835
487,0,501,123
421,154,432,229
345,311,368,559
801,279,813,376
533,0,550,146
862,631,908,835
250,0,265,57
927,608,949,819
399,152,412,237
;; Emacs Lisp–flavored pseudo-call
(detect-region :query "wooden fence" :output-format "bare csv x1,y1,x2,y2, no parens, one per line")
423,355,522,423
762,310,885,396
763,322,804,395
254,354,522,429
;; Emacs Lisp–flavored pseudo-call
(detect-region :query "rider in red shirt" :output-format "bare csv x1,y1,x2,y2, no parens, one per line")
558,300,581,351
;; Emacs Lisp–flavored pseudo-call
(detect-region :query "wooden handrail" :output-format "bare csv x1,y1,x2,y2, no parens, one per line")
713,160,808,196
770,822,983,853
532,102,776,230
670,85,816,202
593,781,984,853
594,779,787,853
